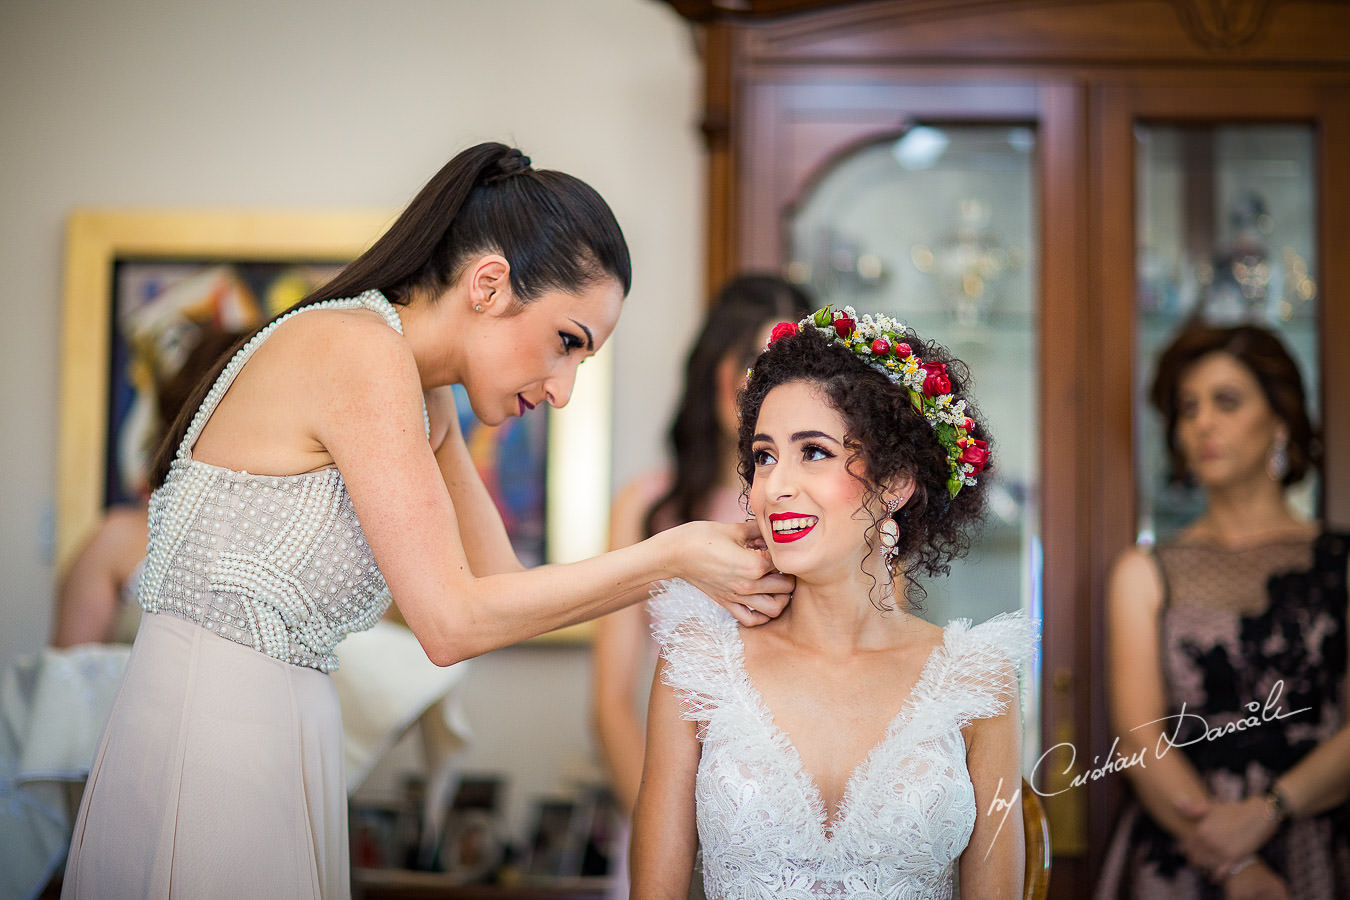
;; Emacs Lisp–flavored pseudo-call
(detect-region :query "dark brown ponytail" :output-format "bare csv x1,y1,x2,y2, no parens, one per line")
149,142,630,488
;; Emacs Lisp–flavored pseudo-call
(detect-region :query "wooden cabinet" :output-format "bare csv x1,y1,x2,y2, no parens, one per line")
658,1,1350,895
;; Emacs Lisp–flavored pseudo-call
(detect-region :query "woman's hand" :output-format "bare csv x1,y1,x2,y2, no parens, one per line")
1181,797,1278,873
1222,858,1290,900
666,521,794,625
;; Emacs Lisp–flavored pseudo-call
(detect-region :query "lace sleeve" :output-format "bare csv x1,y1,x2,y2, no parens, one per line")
647,579,741,725
913,611,1039,733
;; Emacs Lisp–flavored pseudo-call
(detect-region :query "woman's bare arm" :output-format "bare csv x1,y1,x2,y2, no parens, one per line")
52,506,149,647
1107,547,1213,835
592,601,651,816
316,319,789,664
592,473,669,815
429,387,525,577
630,659,700,898
959,674,1024,898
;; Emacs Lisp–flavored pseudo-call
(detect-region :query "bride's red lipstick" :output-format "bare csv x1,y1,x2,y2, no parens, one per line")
768,511,817,543
518,394,535,417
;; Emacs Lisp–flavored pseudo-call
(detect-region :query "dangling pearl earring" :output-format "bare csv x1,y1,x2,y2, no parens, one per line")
1267,431,1290,482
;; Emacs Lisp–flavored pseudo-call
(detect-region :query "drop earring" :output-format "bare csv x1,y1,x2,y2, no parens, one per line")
1267,431,1290,482
879,517,900,549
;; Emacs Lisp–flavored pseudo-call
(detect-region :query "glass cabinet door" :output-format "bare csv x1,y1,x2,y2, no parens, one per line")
1134,124,1321,540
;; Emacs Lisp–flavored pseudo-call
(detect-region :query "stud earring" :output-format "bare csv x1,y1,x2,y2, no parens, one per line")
884,497,901,513
474,303,483,312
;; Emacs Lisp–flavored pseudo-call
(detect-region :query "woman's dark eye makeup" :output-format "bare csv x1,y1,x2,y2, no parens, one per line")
802,442,833,461
753,447,776,466
1213,388,1243,411
1178,386,1245,418
559,331,584,352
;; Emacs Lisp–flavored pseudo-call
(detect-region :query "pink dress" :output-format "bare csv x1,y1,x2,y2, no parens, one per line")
63,291,415,898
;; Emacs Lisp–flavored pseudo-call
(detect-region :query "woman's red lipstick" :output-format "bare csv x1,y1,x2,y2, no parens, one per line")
768,512,817,543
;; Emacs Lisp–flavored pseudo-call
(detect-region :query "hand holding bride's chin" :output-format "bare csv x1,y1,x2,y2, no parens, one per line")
667,521,794,627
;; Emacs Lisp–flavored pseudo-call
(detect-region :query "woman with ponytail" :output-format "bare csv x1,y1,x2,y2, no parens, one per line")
62,143,792,899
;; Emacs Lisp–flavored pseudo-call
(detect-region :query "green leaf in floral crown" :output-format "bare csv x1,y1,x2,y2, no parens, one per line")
947,475,963,498
935,422,956,446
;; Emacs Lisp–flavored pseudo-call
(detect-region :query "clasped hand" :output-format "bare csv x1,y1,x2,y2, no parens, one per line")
1174,796,1282,892
674,521,794,626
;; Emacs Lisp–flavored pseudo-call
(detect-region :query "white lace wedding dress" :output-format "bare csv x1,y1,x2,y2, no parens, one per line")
650,580,1036,900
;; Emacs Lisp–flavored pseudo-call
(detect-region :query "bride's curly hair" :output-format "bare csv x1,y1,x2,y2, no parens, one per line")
737,325,991,610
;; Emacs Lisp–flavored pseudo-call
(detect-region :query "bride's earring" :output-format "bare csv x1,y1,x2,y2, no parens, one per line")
879,494,905,564
879,517,900,549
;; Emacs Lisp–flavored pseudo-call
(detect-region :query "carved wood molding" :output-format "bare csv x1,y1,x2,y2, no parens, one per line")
1167,0,1278,50
660,0,1336,58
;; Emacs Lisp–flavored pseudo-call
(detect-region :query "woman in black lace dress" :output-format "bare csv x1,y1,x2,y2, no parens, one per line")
1096,324,1350,900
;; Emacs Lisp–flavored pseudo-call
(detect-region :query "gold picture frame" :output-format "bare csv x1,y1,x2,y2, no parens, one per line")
56,209,611,643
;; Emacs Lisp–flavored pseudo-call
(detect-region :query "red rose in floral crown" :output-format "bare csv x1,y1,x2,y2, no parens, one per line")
920,362,951,396
832,312,856,338
768,321,799,345
960,438,990,474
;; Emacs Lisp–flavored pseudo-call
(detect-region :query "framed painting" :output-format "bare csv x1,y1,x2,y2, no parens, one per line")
57,210,613,643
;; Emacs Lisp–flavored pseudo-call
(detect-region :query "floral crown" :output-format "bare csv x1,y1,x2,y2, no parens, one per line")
759,305,989,498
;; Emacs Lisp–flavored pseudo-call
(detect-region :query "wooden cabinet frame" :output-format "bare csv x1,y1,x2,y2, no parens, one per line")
660,2,1350,895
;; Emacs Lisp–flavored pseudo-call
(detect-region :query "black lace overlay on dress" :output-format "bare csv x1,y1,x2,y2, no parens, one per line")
1101,532,1350,899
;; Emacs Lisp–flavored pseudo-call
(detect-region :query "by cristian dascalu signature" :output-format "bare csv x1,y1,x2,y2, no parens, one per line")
982,679,1310,857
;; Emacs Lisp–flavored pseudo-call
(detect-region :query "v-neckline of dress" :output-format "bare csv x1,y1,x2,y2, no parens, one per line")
728,624,951,842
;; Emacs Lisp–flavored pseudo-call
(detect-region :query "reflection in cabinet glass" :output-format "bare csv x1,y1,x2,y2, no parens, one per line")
1134,125,1320,543
787,125,1042,754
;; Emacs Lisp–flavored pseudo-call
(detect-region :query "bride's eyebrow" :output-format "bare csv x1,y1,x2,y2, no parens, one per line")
790,430,840,445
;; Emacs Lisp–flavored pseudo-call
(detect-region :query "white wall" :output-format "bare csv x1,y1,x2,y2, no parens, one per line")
0,0,704,840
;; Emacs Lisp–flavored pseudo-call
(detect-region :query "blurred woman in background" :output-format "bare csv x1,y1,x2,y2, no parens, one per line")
1097,323,1350,900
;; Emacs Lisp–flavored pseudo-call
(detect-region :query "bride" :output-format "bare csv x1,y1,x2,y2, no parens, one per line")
631,307,1036,899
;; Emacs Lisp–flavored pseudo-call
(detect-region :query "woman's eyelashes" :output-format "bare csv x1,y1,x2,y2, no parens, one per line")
801,442,833,462
752,442,834,468
559,330,585,353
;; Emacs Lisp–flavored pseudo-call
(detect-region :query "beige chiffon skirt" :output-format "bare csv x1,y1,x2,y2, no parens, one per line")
62,612,348,899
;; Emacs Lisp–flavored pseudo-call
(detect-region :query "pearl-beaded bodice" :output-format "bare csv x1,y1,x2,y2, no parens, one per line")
139,290,423,673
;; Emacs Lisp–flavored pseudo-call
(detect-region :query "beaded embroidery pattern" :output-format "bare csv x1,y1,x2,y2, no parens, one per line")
650,580,1036,899
139,290,426,672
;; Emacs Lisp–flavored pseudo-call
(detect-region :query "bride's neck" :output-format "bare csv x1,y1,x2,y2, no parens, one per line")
775,573,913,653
